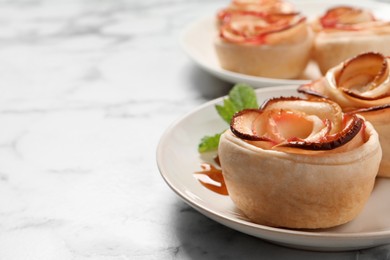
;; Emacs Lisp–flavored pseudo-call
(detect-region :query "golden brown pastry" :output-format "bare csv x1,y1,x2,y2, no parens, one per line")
299,52,390,177
312,6,390,75
214,12,313,78
218,97,382,229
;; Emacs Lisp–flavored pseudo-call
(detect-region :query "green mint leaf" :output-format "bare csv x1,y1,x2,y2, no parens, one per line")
215,83,258,124
216,99,237,124
198,132,223,153
198,83,258,153
228,83,259,111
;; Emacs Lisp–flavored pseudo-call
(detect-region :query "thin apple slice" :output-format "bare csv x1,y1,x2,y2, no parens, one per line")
280,114,364,150
218,0,296,24
300,118,332,143
230,98,365,152
320,6,375,30
298,78,329,98
348,103,390,114
219,12,306,44
336,52,390,100
230,109,272,141
265,110,316,143
230,0,296,14
261,97,343,133
231,108,323,145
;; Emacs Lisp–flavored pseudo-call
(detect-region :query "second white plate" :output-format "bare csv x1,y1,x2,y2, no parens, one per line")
180,0,390,88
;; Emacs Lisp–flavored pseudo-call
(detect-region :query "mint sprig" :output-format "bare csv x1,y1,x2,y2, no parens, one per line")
198,132,223,153
198,83,258,153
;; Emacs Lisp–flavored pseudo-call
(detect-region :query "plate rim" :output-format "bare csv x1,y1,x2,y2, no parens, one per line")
156,85,390,249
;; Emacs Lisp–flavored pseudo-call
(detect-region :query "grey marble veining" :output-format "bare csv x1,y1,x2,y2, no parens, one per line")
0,0,389,259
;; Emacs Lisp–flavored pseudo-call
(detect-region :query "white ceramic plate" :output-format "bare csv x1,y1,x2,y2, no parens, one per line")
180,0,390,88
157,86,390,251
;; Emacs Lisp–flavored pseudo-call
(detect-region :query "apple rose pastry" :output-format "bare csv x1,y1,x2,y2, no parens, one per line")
218,97,382,229
312,6,390,74
214,12,313,78
299,52,390,177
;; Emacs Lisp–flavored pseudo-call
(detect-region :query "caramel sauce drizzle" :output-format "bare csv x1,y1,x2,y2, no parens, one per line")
194,157,228,196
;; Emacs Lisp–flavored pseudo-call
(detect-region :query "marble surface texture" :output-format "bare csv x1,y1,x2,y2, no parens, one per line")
0,0,389,259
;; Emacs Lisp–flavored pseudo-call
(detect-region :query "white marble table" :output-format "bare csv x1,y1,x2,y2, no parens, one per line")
0,0,389,259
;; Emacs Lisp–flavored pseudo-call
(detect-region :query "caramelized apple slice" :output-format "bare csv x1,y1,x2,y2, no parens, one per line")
280,114,364,150
319,6,375,30
261,97,343,133
219,12,306,44
300,52,390,111
229,0,295,15
349,103,390,114
217,0,296,25
269,110,309,139
298,78,329,99
336,52,390,99
230,97,365,152
230,109,271,141
231,108,328,145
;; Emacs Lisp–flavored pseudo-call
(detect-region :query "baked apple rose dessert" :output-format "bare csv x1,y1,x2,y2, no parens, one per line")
214,11,313,78
218,97,382,229
312,6,390,74
299,52,390,177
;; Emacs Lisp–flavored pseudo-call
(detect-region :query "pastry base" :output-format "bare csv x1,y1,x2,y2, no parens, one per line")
313,33,390,75
214,32,313,79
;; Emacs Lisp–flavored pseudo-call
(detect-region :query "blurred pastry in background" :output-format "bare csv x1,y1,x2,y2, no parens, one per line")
215,12,313,78
312,6,390,74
